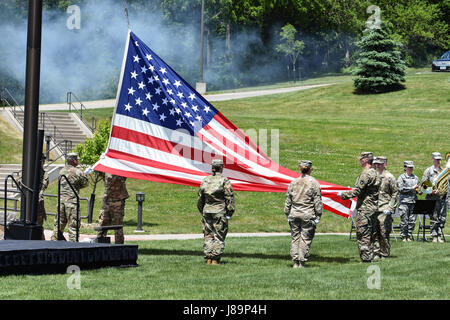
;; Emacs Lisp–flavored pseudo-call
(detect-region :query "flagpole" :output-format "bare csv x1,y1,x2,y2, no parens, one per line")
102,29,131,159
124,0,130,29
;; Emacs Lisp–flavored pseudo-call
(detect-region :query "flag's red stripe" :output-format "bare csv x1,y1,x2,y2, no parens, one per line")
106,149,208,176
94,163,202,187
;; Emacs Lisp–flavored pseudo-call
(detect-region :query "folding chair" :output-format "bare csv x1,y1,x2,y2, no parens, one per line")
417,215,446,242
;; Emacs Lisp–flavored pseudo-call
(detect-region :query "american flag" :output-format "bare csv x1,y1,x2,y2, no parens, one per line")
93,31,354,218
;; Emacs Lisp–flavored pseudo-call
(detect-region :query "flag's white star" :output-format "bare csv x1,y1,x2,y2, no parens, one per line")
170,99,176,105
162,98,168,105
149,65,155,72
181,102,188,108
176,119,183,127
175,108,181,114
162,78,170,85
148,77,155,84
145,92,153,100
159,113,167,122
155,87,162,95
167,89,173,95
173,80,181,88
135,41,139,47
169,108,175,116
133,55,141,63
141,65,148,73
203,106,210,113
192,105,199,112
154,75,160,81
128,87,135,95
152,103,160,111
177,92,184,99
195,115,202,121
138,81,145,90
146,54,152,61
124,103,132,111
188,93,196,101
142,108,149,116
185,112,192,118
159,67,167,75
130,71,138,79
189,121,195,126
135,97,142,106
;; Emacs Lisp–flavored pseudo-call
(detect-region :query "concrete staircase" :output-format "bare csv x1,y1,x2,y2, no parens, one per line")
14,111,89,148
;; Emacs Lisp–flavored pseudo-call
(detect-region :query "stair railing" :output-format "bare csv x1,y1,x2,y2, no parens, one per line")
67,91,97,133
1,87,24,126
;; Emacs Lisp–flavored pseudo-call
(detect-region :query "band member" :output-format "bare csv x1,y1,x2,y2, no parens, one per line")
397,161,421,242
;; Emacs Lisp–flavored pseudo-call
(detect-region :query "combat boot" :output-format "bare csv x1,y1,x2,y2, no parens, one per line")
402,238,407,242
206,259,212,264
211,258,220,265
293,261,300,268
438,236,445,243
432,237,438,243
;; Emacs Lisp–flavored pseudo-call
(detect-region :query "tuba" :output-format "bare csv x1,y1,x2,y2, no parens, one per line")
421,152,450,195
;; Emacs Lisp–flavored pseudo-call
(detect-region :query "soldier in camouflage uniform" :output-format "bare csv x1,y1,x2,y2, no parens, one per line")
373,157,398,258
37,154,49,240
339,152,381,262
51,153,89,242
421,152,446,243
96,173,129,244
197,159,235,265
284,160,322,268
397,161,421,242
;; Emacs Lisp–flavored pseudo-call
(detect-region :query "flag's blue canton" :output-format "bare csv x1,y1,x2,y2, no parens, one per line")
116,32,218,135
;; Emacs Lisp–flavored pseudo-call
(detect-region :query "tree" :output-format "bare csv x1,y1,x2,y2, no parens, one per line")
353,23,406,94
75,120,111,222
276,23,305,82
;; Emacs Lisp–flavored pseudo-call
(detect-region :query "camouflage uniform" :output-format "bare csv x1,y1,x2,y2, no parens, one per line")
340,152,381,262
97,174,129,244
51,157,89,242
284,160,322,266
37,170,49,240
373,166,398,258
422,164,447,238
397,163,420,240
197,160,235,262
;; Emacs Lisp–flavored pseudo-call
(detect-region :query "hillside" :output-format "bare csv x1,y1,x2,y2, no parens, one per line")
37,69,450,234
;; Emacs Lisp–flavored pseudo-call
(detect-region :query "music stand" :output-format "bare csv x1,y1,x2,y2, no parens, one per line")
412,200,436,242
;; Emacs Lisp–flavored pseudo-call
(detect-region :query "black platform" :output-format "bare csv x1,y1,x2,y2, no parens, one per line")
0,240,138,276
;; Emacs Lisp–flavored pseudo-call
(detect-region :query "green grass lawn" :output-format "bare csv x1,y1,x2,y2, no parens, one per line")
0,235,448,299
2,69,450,235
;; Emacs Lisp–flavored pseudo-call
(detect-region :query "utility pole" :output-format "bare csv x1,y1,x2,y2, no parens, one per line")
196,0,206,94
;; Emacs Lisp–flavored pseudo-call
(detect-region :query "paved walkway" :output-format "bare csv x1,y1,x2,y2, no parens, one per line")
36,83,333,111
42,230,347,242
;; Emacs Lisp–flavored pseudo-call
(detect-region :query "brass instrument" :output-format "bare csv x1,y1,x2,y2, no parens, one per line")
421,152,450,195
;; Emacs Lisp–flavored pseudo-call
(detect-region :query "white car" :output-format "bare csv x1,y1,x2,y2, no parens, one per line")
431,51,450,72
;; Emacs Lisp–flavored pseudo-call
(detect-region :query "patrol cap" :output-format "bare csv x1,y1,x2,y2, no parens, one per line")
359,152,373,160
373,157,384,164
211,159,223,167
377,156,387,163
299,160,312,168
66,152,78,161
403,160,414,168
432,152,442,160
